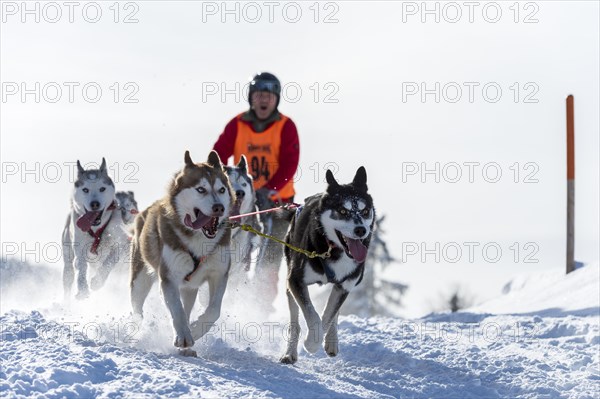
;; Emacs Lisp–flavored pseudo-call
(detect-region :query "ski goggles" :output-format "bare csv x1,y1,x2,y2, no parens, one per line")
250,80,281,95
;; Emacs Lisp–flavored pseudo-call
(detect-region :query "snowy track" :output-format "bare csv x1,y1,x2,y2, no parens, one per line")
1,310,598,398
1,262,599,398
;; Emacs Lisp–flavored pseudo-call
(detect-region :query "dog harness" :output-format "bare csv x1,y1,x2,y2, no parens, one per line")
321,260,338,284
87,201,117,255
321,238,365,286
322,239,343,284
184,252,207,282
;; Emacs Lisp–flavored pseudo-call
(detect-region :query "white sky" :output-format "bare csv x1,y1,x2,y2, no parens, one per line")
1,1,598,316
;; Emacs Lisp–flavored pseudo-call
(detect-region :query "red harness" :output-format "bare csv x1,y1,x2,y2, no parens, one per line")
87,201,117,255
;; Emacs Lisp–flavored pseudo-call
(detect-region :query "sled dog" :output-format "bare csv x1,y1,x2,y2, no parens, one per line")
62,158,129,300
223,155,261,273
115,191,139,225
280,167,375,364
130,151,234,352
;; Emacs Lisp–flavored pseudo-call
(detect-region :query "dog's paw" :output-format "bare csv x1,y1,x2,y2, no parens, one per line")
324,326,339,356
90,275,106,291
178,348,197,357
130,312,143,325
303,338,321,354
190,315,220,340
75,289,89,300
279,353,298,364
63,291,72,305
174,329,194,348
303,319,323,354
189,320,201,340
190,320,212,340
324,340,339,357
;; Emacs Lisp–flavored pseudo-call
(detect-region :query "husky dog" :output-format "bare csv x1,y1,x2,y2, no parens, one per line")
62,159,129,300
130,151,234,352
115,191,139,225
223,155,261,273
280,167,375,364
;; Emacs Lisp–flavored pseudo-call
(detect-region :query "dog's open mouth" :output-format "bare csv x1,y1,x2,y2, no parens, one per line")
76,209,104,231
335,230,368,263
184,208,219,238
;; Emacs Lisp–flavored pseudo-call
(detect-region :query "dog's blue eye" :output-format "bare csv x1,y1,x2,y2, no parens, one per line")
83,188,89,193
219,187,226,194
242,183,247,187
100,187,106,192
196,187,206,194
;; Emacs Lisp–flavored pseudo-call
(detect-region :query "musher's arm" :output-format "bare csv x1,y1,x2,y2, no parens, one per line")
264,118,300,194
212,117,238,164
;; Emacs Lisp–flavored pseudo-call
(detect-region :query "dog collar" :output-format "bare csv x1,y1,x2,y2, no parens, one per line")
87,201,117,255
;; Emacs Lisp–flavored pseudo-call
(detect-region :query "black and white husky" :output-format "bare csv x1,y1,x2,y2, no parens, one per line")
62,159,130,300
223,155,261,273
280,167,375,364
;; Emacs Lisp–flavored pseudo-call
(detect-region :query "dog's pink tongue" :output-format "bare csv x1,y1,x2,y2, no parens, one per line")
76,211,100,231
346,238,368,263
184,213,212,230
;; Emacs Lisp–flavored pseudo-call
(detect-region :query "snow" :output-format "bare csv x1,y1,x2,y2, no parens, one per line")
1,2,598,397
1,259,599,398
470,262,600,316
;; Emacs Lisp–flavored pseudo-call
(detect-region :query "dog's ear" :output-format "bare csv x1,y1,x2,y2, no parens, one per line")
325,169,339,188
128,191,135,198
207,150,223,169
99,158,107,174
353,166,367,190
173,169,185,192
184,150,195,167
237,155,248,173
76,160,85,177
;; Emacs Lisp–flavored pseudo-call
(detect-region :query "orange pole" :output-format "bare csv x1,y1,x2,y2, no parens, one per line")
566,95,575,274
567,95,575,180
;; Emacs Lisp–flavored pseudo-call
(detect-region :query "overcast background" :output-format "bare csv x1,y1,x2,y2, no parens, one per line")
1,1,598,316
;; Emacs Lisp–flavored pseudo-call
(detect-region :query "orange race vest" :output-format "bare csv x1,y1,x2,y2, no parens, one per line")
233,113,295,199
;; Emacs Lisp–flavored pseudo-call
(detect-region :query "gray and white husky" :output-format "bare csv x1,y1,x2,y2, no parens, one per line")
130,151,234,354
115,191,139,225
223,155,261,273
62,159,130,300
280,167,375,364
